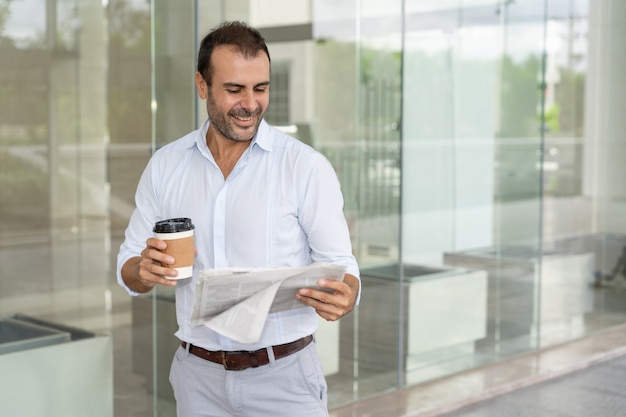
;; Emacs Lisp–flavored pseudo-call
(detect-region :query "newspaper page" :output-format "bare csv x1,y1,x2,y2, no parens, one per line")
191,263,346,344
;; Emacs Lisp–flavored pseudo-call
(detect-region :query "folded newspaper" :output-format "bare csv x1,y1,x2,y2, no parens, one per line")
191,263,346,344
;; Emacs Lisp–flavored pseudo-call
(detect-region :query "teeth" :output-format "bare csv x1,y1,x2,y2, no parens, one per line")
234,115,252,121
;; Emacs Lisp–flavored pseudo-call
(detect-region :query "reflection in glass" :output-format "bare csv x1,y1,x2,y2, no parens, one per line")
2,0,626,415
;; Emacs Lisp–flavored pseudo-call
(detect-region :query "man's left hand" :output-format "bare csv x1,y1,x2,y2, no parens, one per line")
296,273,359,321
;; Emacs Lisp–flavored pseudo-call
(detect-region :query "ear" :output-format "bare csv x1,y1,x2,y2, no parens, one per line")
195,72,207,100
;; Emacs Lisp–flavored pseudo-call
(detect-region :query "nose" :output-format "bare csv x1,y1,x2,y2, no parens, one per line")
240,90,257,112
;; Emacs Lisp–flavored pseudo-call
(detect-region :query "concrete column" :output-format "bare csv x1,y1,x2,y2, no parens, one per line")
583,0,626,233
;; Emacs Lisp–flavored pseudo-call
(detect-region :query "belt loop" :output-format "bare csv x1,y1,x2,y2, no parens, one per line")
267,346,276,366
185,342,191,357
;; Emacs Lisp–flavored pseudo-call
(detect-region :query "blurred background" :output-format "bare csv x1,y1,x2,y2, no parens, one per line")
1,1,626,416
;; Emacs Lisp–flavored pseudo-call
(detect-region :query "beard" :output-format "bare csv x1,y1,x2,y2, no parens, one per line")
206,91,265,143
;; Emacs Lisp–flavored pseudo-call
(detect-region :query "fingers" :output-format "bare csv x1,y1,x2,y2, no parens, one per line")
296,291,340,321
138,238,178,287
296,279,355,321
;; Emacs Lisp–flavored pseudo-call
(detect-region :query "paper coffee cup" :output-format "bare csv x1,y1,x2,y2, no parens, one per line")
153,218,195,279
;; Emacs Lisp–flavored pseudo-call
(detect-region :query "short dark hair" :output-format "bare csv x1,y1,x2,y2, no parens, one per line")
197,21,271,85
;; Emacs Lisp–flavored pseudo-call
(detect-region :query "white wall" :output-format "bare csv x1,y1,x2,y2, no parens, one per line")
250,0,311,26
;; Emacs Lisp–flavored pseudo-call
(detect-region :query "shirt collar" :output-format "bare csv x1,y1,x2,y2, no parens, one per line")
253,120,273,152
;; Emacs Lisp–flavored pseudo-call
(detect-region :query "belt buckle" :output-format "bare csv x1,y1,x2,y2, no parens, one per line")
221,351,234,370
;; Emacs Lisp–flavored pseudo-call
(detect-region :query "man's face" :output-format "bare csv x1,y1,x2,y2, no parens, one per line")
199,45,270,143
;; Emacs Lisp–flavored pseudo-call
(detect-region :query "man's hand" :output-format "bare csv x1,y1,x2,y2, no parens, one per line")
121,237,180,293
296,273,359,321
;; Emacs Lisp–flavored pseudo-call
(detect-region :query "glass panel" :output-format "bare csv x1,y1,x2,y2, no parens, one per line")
490,0,547,358
356,0,405,398
311,0,404,404
0,1,113,416
107,0,154,415
311,2,363,405
401,0,546,384
151,0,196,415
550,0,626,342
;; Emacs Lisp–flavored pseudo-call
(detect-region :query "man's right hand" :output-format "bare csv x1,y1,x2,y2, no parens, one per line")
121,237,179,293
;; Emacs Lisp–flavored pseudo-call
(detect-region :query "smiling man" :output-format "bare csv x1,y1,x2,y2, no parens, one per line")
199,46,269,142
117,21,360,417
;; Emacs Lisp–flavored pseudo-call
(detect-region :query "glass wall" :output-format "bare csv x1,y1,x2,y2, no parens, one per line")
2,0,626,416
0,0,115,416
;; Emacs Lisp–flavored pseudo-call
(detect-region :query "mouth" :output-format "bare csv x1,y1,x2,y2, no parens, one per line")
230,112,256,128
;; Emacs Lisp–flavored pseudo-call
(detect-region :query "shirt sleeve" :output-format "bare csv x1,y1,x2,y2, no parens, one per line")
116,157,162,296
297,152,361,302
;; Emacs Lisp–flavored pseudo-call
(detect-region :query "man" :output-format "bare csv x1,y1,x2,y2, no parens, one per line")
117,21,360,417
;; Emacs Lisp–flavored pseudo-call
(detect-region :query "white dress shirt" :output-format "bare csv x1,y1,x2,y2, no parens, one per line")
117,119,360,351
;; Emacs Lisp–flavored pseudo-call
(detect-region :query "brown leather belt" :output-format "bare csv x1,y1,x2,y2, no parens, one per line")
181,334,313,371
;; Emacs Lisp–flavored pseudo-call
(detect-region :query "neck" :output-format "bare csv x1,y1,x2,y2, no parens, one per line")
206,128,251,179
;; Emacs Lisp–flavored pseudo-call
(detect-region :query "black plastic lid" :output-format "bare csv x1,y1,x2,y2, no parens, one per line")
153,217,195,233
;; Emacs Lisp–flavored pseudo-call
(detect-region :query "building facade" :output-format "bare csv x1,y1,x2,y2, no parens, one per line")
1,0,625,415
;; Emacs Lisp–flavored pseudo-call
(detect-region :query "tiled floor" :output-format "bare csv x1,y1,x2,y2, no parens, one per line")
438,353,626,417
329,323,626,417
